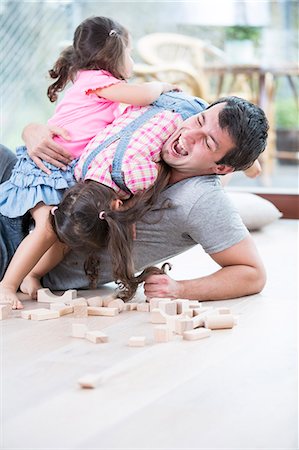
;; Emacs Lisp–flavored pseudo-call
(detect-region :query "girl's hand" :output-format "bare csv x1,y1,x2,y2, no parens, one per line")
22,123,73,174
161,82,182,93
143,273,182,299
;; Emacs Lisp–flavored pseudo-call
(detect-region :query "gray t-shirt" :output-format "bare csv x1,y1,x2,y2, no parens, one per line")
43,175,248,290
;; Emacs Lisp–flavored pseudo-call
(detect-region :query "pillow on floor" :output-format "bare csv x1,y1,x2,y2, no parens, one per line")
227,192,282,231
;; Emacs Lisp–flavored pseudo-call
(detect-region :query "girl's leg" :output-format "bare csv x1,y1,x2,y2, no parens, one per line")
20,241,69,300
0,203,56,309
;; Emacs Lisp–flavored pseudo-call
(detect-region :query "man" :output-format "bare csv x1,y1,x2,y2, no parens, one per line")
1,95,268,301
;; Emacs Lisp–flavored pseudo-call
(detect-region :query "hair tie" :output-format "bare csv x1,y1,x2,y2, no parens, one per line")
51,206,58,216
109,29,117,37
99,211,106,220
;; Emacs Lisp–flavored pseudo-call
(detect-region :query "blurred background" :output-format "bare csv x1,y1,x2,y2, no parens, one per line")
0,0,298,191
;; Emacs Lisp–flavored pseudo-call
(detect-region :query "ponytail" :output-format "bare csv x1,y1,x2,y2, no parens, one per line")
47,46,75,102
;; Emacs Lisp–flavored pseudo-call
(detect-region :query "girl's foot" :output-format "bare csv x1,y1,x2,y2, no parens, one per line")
0,282,23,309
20,275,42,300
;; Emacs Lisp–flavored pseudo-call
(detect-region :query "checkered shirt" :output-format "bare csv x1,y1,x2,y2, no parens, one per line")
74,105,182,198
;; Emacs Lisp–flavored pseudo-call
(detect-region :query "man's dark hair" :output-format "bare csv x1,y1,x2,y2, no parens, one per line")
207,96,269,171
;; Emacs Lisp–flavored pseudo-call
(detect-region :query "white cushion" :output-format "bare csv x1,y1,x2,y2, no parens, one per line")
227,192,282,231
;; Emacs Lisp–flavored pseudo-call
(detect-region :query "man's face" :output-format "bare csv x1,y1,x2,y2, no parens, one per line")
161,103,235,183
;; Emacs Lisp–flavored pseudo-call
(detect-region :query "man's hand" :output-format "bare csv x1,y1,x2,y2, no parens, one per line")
22,123,73,174
143,273,182,299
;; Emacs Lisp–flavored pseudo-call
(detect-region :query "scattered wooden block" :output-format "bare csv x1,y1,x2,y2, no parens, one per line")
50,303,74,316
85,330,109,344
150,308,166,324
78,373,102,389
122,303,131,311
72,323,88,338
128,336,146,347
153,325,173,343
69,299,88,318
149,298,171,311
174,317,193,335
128,302,138,311
136,303,150,312
159,301,177,316
30,309,60,321
107,298,125,312
21,308,50,320
87,306,119,316
37,288,77,303
183,328,212,341
204,314,235,330
175,299,190,314
0,304,12,320
216,307,231,315
191,314,205,329
102,293,118,307
86,296,103,307
189,301,202,308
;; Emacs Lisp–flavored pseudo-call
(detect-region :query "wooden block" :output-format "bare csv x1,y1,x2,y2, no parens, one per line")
204,314,235,330
30,309,60,321
21,308,50,320
102,293,118,307
174,317,193,335
175,299,190,314
85,330,109,344
122,303,131,311
128,302,138,311
149,298,171,312
37,288,77,303
72,323,88,338
72,300,88,318
150,308,166,324
69,298,88,306
107,298,125,312
216,307,231,315
183,328,212,341
86,296,103,307
191,314,205,329
50,303,74,316
192,307,214,316
87,306,119,316
128,336,146,347
78,373,103,389
0,304,12,320
153,325,173,343
189,301,202,308
136,303,150,312
159,301,177,316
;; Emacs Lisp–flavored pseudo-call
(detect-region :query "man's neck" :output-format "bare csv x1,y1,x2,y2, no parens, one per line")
169,170,214,184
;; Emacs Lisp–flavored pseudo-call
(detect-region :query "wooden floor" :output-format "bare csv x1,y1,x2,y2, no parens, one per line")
1,219,298,449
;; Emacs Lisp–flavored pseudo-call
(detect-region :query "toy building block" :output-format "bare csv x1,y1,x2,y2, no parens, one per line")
204,314,235,330
78,373,103,389
149,298,171,312
175,299,190,315
191,314,206,329
30,309,60,321
128,336,146,347
72,323,88,338
37,288,77,304
153,325,173,343
137,303,150,312
86,296,103,307
165,315,177,332
50,303,74,316
102,293,118,307
85,330,109,344
150,308,166,324
174,317,194,335
122,303,131,311
21,308,50,320
128,302,138,311
107,298,125,312
216,307,231,315
183,328,212,341
0,304,12,320
159,300,177,316
192,307,214,317
188,300,202,308
87,306,119,316
70,298,88,318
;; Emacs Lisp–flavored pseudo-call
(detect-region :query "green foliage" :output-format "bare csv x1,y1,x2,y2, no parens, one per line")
225,26,261,45
275,98,299,129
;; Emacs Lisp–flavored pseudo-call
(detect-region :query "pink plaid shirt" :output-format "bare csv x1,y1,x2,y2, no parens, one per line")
75,105,182,198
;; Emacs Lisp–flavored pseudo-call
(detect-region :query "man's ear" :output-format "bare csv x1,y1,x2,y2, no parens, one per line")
214,164,234,175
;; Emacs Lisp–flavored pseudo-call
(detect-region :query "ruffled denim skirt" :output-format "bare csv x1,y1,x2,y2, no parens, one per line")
0,146,77,218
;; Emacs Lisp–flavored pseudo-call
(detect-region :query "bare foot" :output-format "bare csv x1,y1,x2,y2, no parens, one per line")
0,281,23,309
20,275,42,300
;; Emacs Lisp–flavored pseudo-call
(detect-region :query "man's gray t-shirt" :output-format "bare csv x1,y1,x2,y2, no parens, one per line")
43,174,249,290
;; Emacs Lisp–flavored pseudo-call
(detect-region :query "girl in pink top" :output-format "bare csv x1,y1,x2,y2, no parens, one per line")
0,16,177,309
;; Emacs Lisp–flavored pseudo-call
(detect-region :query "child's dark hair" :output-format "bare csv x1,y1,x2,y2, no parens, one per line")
50,162,171,300
47,16,129,102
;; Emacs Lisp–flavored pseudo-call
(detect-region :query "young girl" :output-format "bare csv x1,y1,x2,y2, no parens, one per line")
0,16,178,309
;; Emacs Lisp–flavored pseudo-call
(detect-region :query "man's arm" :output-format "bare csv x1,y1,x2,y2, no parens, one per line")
143,235,266,301
22,123,73,174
